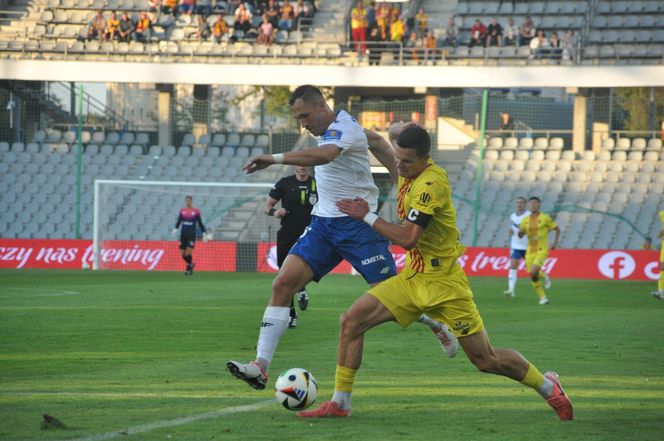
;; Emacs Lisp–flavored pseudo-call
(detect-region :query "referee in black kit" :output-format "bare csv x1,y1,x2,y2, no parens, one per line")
264,166,318,328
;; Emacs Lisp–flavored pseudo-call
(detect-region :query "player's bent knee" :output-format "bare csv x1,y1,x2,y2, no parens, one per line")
271,274,297,302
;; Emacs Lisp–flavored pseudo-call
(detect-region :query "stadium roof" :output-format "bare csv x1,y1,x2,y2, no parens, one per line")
1,61,663,88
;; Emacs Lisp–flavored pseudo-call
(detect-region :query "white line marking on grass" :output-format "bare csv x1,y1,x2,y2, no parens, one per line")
64,399,274,441
1,287,80,297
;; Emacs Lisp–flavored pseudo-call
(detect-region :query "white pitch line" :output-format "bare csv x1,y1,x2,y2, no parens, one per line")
64,399,274,441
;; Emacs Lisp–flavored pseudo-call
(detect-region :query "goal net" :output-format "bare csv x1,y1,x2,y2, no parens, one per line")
92,180,285,272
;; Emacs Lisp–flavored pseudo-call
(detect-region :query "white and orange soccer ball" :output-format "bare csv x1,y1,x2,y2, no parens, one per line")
274,368,318,411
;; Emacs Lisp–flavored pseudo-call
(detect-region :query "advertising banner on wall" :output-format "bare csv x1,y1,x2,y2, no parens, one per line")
0,239,659,281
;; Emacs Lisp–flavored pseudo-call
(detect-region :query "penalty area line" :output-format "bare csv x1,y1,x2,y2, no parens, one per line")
64,399,274,441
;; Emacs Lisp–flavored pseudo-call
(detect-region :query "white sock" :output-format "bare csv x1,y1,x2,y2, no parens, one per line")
417,314,440,331
538,377,555,399
508,269,517,292
255,306,290,371
332,391,352,410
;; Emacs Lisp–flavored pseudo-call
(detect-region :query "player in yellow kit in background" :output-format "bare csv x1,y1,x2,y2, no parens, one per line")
651,210,664,300
297,122,573,421
518,197,560,305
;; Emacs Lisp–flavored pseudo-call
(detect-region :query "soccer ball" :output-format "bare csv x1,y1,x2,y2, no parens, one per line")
274,368,318,411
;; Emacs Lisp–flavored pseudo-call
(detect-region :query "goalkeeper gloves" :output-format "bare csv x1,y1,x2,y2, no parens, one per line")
203,232,213,242
171,228,178,237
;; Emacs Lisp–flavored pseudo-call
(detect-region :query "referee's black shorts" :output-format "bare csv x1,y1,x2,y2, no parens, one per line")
276,227,305,267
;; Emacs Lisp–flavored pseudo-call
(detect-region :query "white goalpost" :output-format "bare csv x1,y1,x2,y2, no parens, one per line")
92,179,279,272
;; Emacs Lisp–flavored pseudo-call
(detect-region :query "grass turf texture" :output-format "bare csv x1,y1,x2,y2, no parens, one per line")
1,269,663,441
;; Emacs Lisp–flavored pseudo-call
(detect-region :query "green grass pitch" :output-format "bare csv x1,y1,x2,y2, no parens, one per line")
1,269,663,441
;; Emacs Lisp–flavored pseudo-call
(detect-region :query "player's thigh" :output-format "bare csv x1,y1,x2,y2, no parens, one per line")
458,328,495,362
288,219,342,282
423,268,485,337
367,273,422,328
342,293,396,336
271,254,314,304
334,218,397,284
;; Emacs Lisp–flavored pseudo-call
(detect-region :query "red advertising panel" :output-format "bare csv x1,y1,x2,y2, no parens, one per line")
0,239,660,280
0,239,236,271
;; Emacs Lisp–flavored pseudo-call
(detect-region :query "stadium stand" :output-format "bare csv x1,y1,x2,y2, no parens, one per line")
0,0,662,65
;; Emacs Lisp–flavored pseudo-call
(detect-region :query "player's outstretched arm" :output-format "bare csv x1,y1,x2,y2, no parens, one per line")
550,226,560,249
242,146,341,173
336,198,424,250
365,129,397,182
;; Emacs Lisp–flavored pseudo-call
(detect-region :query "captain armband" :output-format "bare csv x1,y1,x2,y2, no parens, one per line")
406,208,432,229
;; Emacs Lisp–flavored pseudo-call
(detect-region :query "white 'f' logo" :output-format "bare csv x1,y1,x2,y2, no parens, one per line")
598,251,636,279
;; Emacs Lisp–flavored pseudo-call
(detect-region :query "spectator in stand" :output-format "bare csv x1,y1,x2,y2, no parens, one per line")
265,0,279,27
278,0,295,31
234,2,253,33
469,18,487,47
194,14,211,40
104,10,120,41
405,31,421,62
519,16,536,46
504,17,519,46
257,13,275,45
148,0,161,14
642,236,655,250
390,12,406,44
227,0,242,14
486,17,503,47
500,112,514,133
196,0,212,17
376,6,390,41
366,1,376,29
415,7,428,38
351,1,368,59
529,29,550,59
118,12,134,42
212,14,229,43
133,11,152,43
87,10,106,41
367,22,383,65
549,31,562,59
423,29,437,62
163,0,177,15
442,16,460,47
179,0,195,16
562,30,575,61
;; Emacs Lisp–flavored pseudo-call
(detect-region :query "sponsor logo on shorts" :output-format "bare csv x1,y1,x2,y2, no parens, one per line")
453,320,470,336
361,254,386,266
380,266,391,274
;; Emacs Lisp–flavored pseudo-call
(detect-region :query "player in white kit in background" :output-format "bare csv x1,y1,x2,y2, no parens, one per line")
226,85,458,391
504,196,530,298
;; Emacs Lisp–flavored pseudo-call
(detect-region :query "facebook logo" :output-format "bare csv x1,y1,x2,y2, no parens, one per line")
598,251,636,279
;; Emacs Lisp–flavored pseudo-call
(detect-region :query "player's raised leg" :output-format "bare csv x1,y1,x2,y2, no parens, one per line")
227,254,313,389
458,329,573,420
298,293,395,418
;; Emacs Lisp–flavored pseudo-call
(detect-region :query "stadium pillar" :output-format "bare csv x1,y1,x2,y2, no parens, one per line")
571,89,587,154
156,84,173,147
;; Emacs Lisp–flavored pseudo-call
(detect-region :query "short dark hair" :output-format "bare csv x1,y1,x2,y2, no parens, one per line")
185,195,193,200
396,125,431,158
516,196,527,203
288,85,324,106
528,196,541,203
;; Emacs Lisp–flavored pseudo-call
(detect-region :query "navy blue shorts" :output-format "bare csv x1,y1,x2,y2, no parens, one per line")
289,215,397,284
510,248,526,260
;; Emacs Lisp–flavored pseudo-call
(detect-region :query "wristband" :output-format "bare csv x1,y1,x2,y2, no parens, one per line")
363,212,379,227
272,153,284,164
268,208,276,216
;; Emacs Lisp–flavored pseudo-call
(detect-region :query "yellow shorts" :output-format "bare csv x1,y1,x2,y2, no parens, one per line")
367,264,484,337
525,248,549,271
660,245,664,263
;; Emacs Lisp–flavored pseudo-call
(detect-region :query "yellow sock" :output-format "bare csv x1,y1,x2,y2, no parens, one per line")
532,279,546,299
335,365,357,393
520,363,545,391
659,270,664,292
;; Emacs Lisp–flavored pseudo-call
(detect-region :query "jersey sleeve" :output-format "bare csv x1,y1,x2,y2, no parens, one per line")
268,177,285,200
545,214,558,231
406,176,446,228
175,212,182,228
317,123,355,151
195,211,206,233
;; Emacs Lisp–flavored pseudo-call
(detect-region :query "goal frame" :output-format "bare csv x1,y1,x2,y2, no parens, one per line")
92,179,273,270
